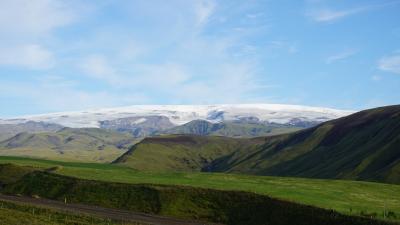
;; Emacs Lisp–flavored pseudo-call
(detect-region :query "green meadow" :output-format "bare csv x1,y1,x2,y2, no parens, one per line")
0,156,399,222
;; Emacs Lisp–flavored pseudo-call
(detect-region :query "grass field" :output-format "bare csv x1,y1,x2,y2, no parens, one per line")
0,200,145,225
0,156,399,222
4,171,393,225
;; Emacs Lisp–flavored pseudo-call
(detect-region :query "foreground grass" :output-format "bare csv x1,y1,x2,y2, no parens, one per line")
0,156,399,222
5,171,394,225
0,200,145,225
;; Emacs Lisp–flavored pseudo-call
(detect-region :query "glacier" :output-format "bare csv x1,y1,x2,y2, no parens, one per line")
0,104,354,128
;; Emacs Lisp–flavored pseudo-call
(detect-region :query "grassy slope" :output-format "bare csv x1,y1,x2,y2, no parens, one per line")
0,200,143,225
1,167,395,225
0,156,399,222
0,128,137,163
114,135,263,171
249,105,400,182
115,105,400,183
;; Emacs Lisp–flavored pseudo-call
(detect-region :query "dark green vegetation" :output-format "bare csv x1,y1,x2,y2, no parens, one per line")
232,104,400,183
0,200,142,225
163,119,301,137
0,164,396,225
116,105,400,183
0,157,399,223
0,163,35,185
0,128,137,162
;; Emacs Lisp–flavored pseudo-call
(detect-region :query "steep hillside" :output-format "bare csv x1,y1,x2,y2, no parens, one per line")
249,104,400,183
163,120,301,137
115,105,400,183
114,135,263,171
0,128,137,163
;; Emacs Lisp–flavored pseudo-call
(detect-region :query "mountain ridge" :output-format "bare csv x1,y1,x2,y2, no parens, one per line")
114,105,400,183
163,119,301,137
0,121,63,142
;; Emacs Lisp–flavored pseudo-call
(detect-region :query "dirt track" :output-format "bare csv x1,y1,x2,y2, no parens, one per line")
0,194,220,225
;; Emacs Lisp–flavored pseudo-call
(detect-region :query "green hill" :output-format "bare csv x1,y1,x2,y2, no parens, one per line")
223,104,400,183
115,105,400,183
0,128,137,163
114,135,263,171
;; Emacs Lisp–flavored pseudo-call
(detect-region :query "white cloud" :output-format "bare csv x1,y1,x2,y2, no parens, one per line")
77,54,266,104
73,1,268,104
326,49,357,64
79,56,191,90
0,78,150,113
246,13,264,19
0,0,82,71
267,41,298,55
371,75,382,81
378,55,400,74
194,0,217,26
1,0,272,112
308,7,367,22
81,55,116,79
117,41,147,60
134,63,190,88
307,1,400,23
169,62,268,104
0,0,78,36
0,44,54,69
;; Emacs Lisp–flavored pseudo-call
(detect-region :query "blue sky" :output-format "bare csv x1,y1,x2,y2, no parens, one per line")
0,0,400,117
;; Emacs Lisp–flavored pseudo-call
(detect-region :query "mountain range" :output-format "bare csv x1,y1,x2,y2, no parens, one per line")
0,104,352,162
115,105,400,184
0,104,399,184
0,104,352,128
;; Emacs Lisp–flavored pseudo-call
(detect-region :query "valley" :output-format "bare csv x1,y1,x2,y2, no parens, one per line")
0,104,399,224
1,1,398,224
0,104,345,162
